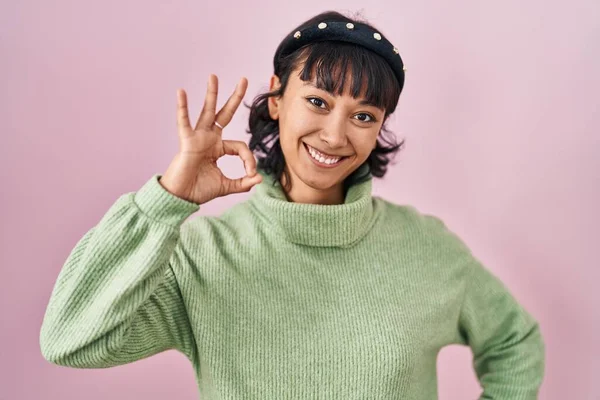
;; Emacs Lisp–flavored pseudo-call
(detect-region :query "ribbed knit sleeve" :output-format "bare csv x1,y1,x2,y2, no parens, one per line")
456,254,546,399
39,174,200,368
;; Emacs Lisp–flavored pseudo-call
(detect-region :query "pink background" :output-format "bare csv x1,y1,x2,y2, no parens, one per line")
1,1,598,399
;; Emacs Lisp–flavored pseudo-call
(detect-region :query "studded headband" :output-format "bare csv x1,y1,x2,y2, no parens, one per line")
273,21,406,92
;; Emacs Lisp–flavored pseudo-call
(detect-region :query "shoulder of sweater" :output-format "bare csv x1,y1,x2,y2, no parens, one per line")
177,200,256,243
375,198,447,230
376,198,473,255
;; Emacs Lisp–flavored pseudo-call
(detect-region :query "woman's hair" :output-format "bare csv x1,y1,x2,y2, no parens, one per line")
245,10,405,191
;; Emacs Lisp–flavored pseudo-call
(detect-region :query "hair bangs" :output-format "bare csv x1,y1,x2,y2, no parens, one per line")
296,42,401,115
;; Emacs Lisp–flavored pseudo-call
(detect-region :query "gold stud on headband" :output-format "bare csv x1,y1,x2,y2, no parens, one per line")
294,31,301,39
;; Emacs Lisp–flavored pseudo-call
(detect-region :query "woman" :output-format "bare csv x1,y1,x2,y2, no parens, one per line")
39,10,545,399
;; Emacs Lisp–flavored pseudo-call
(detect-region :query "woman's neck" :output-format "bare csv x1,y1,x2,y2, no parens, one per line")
279,169,345,205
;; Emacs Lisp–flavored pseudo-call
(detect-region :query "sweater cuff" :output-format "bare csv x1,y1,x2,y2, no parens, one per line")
133,174,200,227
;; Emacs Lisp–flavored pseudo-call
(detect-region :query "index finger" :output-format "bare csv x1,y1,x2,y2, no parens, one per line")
222,140,258,176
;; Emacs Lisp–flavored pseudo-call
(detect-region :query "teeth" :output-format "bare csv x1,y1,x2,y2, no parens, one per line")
307,144,341,164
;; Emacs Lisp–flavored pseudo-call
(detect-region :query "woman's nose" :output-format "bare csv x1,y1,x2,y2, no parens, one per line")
319,114,348,148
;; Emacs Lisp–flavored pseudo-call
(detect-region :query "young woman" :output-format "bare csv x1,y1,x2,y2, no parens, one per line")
40,10,545,399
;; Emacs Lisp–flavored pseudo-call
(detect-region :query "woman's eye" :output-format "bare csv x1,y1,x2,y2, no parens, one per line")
355,113,376,123
307,97,327,109
307,97,376,123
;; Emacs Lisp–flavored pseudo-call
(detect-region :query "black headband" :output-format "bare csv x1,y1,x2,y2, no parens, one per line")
274,20,406,92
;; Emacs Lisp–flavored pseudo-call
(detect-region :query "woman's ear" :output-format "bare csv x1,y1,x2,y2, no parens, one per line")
268,74,281,120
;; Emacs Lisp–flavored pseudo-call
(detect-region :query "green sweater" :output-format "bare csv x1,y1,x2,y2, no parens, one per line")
40,166,545,399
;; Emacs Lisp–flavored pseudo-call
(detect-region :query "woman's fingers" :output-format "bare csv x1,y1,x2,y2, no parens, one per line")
222,140,257,177
214,77,248,128
221,140,263,195
225,173,263,195
194,74,219,131
177,89,193,137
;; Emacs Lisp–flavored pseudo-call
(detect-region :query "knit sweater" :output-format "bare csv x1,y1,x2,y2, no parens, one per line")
40,165,545,399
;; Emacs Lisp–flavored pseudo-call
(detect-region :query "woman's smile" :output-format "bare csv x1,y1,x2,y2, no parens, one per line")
303,142,348,168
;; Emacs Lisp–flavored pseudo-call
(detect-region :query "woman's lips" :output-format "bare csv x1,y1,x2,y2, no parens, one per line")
303,142,347,168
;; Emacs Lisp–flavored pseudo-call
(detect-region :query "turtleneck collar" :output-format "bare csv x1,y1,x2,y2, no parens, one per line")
248,164,381,248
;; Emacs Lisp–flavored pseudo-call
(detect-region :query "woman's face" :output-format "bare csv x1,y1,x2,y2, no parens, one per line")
268,63,386,202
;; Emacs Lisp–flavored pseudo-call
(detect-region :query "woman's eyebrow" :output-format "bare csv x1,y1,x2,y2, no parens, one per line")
302,81,333,94
302,82,379,108
357,98,380,108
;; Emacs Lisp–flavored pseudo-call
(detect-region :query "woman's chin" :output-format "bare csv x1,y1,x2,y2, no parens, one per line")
297,165,351,191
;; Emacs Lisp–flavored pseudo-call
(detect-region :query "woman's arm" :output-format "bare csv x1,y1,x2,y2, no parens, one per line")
456,254,546,399
39,174,200,368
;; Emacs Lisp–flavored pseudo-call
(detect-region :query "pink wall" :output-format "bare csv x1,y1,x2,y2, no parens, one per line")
1,1,598,399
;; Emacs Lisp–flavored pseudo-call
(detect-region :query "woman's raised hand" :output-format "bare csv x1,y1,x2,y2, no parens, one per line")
159,74,263,205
